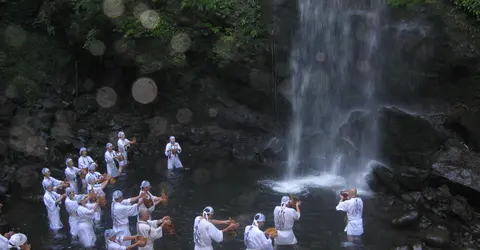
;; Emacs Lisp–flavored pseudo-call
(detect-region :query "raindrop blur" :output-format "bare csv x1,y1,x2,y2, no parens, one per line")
96,86,117,108
88,39,106,56
156,182,173,196
132,77,158,104
102,0,125,18
149,116,168,136
4,25,27,47
133,3,149,18
213,38,236,60
170,33,191,53
176,108,193,124
193,168,210,185
139,10,159,29
25,136,47,156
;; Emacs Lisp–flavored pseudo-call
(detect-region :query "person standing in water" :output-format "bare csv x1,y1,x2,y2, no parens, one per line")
273,196,301,247
193,206,239,250
244,213,275,250
336,188,363,244
165,136,183,169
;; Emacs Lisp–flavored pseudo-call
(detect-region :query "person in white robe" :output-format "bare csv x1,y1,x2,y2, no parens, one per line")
273,196,301,246
104,229,143,250
138,181,166,220
65,187,83,237
117,131,132,172
1,233,30,249
86,174,110,224
244,213,275,250
193,206,239,250
41,168,65,191
136,208,170,250
78,147,94,190
335,188,364,242
105,142,121,177
76,194,100,248
165,136,183,169
85,163,103,184
111,190,145,247
65,158,81,194
43,182,66,230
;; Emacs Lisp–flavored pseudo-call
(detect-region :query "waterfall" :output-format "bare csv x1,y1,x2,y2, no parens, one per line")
284,0,386,190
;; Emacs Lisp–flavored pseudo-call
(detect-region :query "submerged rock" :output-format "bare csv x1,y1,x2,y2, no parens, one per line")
421,227,450,248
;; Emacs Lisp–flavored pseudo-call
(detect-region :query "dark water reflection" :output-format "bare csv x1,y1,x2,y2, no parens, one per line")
7,157,408,249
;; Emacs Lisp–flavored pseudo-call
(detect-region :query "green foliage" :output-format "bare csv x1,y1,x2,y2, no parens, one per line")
452,0,480,19
387,0,434,8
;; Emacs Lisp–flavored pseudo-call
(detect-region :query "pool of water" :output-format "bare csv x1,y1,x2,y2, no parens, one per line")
6,157,410,249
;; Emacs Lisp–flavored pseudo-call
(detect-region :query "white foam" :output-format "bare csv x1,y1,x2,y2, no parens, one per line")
261,174,373,196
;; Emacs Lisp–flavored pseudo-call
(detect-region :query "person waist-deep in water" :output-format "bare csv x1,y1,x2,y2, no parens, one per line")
336,188,364,247
244,213,276,250
165,136,183,169
273,196,301,246
193,206,239,250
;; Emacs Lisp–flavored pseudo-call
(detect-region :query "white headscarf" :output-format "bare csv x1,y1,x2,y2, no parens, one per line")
118,132,125,138
169,136,175,141
88,163,96,171
65,187,75,197
86,175,96,184
112,190,123,202
41,168,49,175
65,158,73,167
281,196,290,207
79,147,87,155
202,206,214,221
76,195,87,204
252,213,265,227
106,143,113,149
140,180,151,189
8,233,27,249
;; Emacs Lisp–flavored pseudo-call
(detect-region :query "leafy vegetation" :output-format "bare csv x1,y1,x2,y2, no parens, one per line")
387,0,480,20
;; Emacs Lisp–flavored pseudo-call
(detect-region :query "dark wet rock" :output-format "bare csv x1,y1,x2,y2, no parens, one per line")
0,99,17,124
397,167,431,191
0,139,8,157
370,164,402,195
421,227,450,248
392,246,411,250
41,98,66,112
216,105,276,132
412,242,423,250
449,195,472,222
35,112,54,132
55,110,77,127
392,210,421,227
73,94,98,116
14,165,41,190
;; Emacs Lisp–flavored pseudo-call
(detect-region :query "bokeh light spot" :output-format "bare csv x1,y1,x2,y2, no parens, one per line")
193,168,210,185
139,10,159,29
88,39,106,56
207,108,217,118
170,33,191,53
133,3,149,18
102,0,125,18
176,108,192,124
96,86,117,108
149,116,168,136
132,77,158,104
4,25,27,47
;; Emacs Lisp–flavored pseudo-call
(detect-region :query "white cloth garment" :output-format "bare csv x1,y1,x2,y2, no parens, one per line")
117,138,131,167
78,156,94,188
165,142,183,169
85,202,101,224
65,166,81,194
77,205,96,248
193,216,223,250
138,191,157,220
105,150,120,177
335,197,364,236
107,239,127,250
137,220,164,250
273,206,300,245
111,199,139,247
87,182,105,197
85,171,102,184
244,225,273,250
43,190,63,230
42,177,62,191
65,197,80,236
0,234,8,249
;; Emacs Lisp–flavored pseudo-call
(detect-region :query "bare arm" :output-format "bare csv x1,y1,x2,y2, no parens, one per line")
211,219,230,225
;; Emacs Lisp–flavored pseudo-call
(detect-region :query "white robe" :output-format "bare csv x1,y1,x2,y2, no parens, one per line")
244,225,273,250
117,138,131,167
78,156,94,188
65,197,80,236
85,171,102,184
107,239,127,250
85,202,101,224
42,177,62,191
335,197,364,236
137,220,164,250
111,199,139,246
77,205,96,248
138,191,157,220
105,150,120,177
273,206,300,245
43,190,63,230
87,182,105,197
0,234,9,249
65,166,81,194
165,142,183,169
193,216,223,250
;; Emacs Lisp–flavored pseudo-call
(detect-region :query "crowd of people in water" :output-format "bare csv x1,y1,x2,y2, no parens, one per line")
0,132,364,249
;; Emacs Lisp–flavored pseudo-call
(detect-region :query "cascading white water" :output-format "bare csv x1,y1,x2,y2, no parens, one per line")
278,0,386,193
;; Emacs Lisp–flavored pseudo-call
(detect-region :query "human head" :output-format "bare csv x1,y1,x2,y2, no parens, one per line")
65,187,75,199
43,182,53,192
252,213,266,228
41,168,50,177
76,194,88,206
169,136,175,143
202,206,214,220
66,158,73,167
140,180,151,191
112,190,123,202
88,163,96,173
106,143,113,151
348,188,357,198
281,196,290,207
104,229,118,242
118,131,125,139
79,147,87,156
87,175,96,185
8,233,27,249
139,208,149,221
